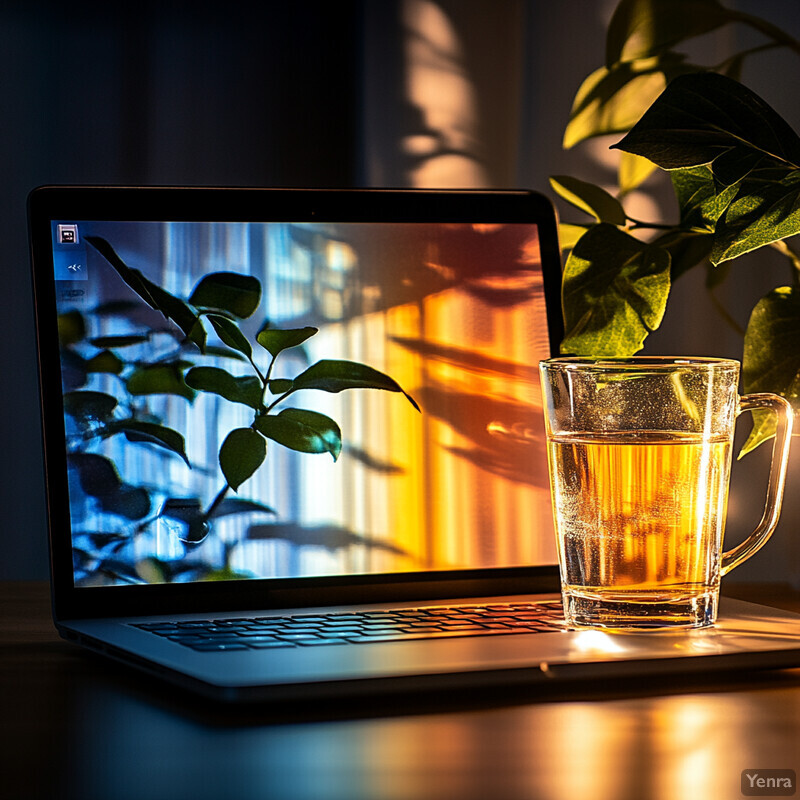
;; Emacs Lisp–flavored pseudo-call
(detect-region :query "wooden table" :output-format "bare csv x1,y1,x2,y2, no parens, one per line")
3,581,800,800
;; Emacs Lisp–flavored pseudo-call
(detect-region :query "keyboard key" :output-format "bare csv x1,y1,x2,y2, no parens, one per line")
132,601,566,651
247,641,298,649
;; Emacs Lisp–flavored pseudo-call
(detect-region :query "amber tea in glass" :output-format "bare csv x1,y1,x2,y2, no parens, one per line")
539,358,793,630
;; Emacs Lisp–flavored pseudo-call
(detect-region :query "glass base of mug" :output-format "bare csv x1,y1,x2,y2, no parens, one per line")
562,587,718,630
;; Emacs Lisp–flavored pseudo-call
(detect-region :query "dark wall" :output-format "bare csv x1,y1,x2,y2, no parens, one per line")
2,1,362,578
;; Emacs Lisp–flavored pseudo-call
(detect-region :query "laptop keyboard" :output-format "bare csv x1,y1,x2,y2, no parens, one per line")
132,601,565,652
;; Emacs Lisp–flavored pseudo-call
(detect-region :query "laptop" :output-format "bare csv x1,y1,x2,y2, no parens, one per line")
27,185,800,704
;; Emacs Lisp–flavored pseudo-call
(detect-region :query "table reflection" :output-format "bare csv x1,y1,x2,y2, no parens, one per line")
60,671,800,800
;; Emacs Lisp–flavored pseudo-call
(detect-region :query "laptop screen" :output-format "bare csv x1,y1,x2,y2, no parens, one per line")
34,189,562,590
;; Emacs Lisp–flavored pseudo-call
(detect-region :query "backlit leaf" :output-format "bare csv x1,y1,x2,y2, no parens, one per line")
292,360,420,411
108,420,190,466
671,165,740,233
606,0,732,65
561,223,671,356
254,408,342,460
563,54,692,149
549,176,626,225
219,428,266,491
207,314,252,358
711,170,800,265
557,223,590,252
611,73,800,174
618,151,658,196
185,366,263,409
740,286,800,456
189,272,261,319
209,497,276,519
127,363,196,401
256,325,318,357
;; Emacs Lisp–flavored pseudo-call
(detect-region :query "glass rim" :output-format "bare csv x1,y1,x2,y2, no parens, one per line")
539,356,740,371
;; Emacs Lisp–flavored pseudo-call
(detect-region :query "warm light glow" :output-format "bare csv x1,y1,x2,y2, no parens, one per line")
59,219,555,585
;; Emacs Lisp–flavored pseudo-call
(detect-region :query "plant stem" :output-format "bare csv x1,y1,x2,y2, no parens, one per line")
729,10,800,57
626,218,676,231
769,240,800,285
204,484,230,519
713,41,783,73
247,354,266,385
709,289,745,337
266,389,295,413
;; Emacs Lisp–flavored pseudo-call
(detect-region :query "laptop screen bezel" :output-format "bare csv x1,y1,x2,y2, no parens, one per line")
28,186,564,620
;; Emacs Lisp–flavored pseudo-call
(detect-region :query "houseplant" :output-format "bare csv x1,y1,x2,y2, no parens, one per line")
551,0,800,455
63,234,418,584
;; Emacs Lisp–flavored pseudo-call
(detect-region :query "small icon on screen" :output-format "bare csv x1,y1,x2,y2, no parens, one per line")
57,224,79,245
54,249,88,281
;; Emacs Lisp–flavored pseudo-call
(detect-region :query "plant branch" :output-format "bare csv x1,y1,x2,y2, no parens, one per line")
247,353,266,384
626,218,677,232
708,289,746,337
713,41,783,73
729,10,800,57
204,484,230,519
266,389,295,413
769,240,800,285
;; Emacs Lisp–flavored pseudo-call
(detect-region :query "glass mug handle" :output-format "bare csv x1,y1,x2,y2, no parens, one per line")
721,393,794,576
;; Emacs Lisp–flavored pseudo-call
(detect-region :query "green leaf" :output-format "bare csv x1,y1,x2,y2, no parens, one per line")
292,360,420,411
159,497,209,542
86,350,124,375
202,345,247,362
651,229,713,280
606,0,732,65
68,453,122,496
108,420,190,466
711,170,800,265
549,176,626,225
206,314,252,358
209,497,276,519
219,428,266,492
740,286,800,456
185,366,264,409
254,408,342,460
563,54,692,149
256,325,318,357
85,236,206,351
618,151,658,196
88,334,149,348
63,391,118,422
127,363,196,401
611,73,800,175
671,165,740,233
189,272,261,319
97,484,152,520
58,310,86,345
557,223,590,252
267,378,294,395
561,223,671,356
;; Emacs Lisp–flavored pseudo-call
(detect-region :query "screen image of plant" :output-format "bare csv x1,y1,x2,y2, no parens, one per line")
61,233,418,585
551,0,800,456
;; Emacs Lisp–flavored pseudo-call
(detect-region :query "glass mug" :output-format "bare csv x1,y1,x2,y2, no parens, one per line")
539,357,793,630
